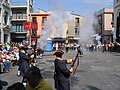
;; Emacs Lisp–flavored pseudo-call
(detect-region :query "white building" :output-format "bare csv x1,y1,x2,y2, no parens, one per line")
94,8,113,43
0,0,11,44
10,0,33,42
67,13,83,43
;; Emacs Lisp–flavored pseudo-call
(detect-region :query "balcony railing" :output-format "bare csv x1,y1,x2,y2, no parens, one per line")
11,28,26,33
12,14,27,20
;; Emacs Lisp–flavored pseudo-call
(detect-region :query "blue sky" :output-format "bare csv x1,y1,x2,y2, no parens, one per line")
33,0,113,15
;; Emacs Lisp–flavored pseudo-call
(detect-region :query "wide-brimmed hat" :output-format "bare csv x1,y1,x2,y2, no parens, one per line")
52,50,64,55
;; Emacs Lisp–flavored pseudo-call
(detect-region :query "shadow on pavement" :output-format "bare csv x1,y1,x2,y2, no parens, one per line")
46,60,54,63
86,85,101,90
42,70,54,79
70,76,80,86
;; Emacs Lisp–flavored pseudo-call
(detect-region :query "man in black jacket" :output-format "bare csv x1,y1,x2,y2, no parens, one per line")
52,50,73,90
19,47,34,86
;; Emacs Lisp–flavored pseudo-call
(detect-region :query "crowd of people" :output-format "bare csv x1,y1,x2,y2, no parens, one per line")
0,41,120,90
0,41,79,90
52,42,120,53
101,42,120,53
0,42,44,74
0,42,51,90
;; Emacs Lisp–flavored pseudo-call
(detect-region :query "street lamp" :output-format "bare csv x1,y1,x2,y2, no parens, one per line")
27,0,33,47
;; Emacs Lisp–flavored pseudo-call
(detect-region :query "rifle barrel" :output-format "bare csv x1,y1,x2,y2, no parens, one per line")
71,53,78,67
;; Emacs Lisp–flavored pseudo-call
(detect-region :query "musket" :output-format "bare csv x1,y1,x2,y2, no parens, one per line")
71,52,79,75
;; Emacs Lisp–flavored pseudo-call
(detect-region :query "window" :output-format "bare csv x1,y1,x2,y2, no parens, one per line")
75,18,79,23
32,30,37,36
32,17,37,22
75,28,78,34
16,24,23,32
13,10,26,19
16,12,22,19
42,27,45,31
42,17,47,26
4,12,8,25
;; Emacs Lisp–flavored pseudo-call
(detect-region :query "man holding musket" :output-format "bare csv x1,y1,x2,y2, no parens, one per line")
52,50,74,90
19,46,34,86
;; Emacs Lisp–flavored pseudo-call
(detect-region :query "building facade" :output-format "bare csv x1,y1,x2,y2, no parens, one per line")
94,8,113,43
30,9,49,40
0,0,11,44
114,0,120,42
10,0,33,42
67,13,83,43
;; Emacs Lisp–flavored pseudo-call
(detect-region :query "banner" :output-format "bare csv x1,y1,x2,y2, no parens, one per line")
31,22,38,30
23,22,31,30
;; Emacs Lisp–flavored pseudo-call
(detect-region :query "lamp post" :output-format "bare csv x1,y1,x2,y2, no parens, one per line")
27,0,32,47
29,13,32,47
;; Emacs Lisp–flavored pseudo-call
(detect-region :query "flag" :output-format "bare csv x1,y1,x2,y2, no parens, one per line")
23,22,31,30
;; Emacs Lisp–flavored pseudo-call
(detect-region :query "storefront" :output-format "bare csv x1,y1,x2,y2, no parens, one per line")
11,33,27,42
68,37,79,44
51,37,68,44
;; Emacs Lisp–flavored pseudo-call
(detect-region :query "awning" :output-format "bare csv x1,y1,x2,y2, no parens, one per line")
52,38,68,41
68,37,79,40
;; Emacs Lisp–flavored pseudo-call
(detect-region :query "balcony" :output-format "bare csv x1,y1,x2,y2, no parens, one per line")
11,14,27,21
10,28,26,33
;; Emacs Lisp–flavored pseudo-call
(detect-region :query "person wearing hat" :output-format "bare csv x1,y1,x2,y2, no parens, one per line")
18,47,34,86
52,50,73,90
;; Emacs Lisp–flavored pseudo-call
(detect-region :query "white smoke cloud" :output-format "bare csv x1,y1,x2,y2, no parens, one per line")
79,13,95,44
37,1,73,49
50,11,73,37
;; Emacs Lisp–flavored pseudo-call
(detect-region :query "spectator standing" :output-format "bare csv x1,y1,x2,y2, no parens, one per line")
65,43,69,53
77,45,83,57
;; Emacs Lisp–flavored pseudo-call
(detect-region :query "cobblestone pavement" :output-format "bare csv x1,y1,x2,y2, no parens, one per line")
1,50,120,90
